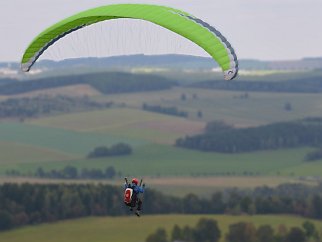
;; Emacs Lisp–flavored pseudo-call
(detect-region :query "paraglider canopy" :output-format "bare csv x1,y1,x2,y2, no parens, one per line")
21,4,238,80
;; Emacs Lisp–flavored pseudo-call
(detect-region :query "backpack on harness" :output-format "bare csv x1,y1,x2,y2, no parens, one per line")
124,188,134,206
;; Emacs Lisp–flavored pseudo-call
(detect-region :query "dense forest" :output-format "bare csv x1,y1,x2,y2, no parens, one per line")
0,95,112,119
147,218,221,242
1,182,322,231
176,119,322,153
146,218,320,242
0,72,177,95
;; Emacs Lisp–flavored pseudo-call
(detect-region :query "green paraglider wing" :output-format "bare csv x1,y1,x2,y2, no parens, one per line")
21,4,238,80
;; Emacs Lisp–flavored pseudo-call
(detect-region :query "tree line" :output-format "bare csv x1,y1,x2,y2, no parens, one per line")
37,166,117,179
146,219,320,242
142,103,188,118
1,182,322,231
0,95,112,119
305,147,322,161
0,72,177,95
87,143,132,158
176,119,322,153
146,218,221,242
6,166,118,180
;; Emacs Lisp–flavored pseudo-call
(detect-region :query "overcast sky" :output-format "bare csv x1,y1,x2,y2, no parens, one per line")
1,0,322,62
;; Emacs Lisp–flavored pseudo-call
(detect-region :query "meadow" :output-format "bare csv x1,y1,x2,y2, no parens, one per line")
1,86,322,194
0,214,320,242
0,141,76,164
2,52,322,241
0,137,315,177
93,87,322,127
0,121,146,156
29,108,204,144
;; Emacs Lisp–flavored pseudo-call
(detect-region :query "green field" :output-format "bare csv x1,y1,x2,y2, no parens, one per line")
1,115,321,180
0,215,320,242
1,87,322,187
0,122,146,156
94,87,322,127
29,108,204,144
2,61,322,242
0,141,77,164
0,141,314,176
1,141,321,197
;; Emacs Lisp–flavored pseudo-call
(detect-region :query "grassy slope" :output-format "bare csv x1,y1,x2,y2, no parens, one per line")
29,108,205,144
0,142,313,176
70,146,311,177
279,161,322,176
0,122,146,156
0,141,77,164
1,116,321,179
3,84,101,99
0,215,321,242
1,88,322,179
94,87,322,127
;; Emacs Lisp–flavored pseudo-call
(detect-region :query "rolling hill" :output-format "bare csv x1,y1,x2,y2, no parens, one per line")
1,55,322,77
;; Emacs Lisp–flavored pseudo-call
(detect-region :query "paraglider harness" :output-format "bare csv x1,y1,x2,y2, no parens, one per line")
123,178,144,209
